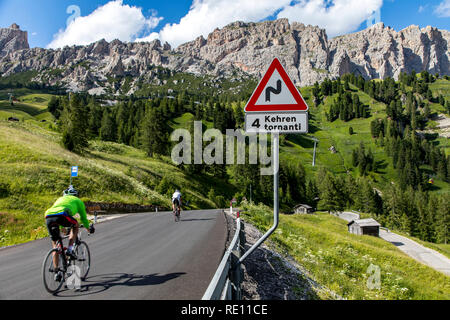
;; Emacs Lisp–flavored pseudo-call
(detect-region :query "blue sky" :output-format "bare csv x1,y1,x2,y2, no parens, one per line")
0,0,448,49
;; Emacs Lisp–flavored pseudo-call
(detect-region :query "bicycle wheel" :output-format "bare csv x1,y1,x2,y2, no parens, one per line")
175,209,180,222
75,241,91,281
42,248,65,294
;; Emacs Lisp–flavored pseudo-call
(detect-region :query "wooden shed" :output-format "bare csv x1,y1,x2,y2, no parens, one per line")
347,218,380,237
293,204,314,214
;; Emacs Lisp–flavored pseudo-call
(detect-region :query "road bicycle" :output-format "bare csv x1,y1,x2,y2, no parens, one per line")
173,206,181,222
42,226,91,294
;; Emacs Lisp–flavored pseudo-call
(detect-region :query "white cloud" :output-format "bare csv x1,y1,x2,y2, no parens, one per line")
156,0,292,48
418,4,428,13
277,0,384,38
434,0,450,17
135,32,160,43
47,0,162,49
47,0,387,50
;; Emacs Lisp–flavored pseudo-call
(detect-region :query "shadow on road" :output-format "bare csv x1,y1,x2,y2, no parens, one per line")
54,272,185,297
180,218,214,222
389,241,404,247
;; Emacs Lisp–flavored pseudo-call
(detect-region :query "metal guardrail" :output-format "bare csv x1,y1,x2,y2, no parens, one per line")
202,216,245,300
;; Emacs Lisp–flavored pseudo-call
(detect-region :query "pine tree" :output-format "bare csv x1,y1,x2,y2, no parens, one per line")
318,173,345,213
306,179,319,208
87,102,102,138
61,94,89,153
116,102,130,144
352,149,358,167
99,109,116,142
141,107,168,157
438,94,445,106
357,142,367,175
435,196,449,244
426,88,433,102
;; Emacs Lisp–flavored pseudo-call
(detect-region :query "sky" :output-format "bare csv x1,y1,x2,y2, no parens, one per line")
0,0,448,49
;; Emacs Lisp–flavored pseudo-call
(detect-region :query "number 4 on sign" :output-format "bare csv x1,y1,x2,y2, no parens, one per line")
252,118,260,128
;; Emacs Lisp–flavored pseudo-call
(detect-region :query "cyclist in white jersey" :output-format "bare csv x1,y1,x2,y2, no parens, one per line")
172,189,182,213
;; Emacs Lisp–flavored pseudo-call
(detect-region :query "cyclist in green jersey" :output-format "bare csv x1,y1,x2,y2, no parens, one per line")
45,186,95,266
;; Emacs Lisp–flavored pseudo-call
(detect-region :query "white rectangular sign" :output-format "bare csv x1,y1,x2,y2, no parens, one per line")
245,112,308,133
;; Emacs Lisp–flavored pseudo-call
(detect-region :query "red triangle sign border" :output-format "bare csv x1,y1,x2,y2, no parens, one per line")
244,58,308,112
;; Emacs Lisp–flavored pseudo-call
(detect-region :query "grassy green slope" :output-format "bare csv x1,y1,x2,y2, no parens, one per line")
0,95,236,246
280,83,450,191
241,203,450,300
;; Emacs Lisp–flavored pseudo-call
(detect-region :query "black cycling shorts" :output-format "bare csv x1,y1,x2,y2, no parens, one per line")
45,212,78,241
172,198,179,206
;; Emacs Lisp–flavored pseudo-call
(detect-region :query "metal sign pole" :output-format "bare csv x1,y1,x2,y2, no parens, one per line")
238,133,279,265
313,140,317,166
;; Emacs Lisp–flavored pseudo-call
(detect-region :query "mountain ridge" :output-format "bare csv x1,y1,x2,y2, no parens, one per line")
0,19,448,95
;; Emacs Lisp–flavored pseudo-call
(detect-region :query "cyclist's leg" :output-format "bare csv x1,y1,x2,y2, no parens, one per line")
69,223,79,247
60,213,78,251
173,198,178,212
46,217,62,268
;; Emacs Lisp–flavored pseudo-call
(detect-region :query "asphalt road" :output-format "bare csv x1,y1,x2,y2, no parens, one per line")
379,230,450,276
0,209,227,300
336,211,450,276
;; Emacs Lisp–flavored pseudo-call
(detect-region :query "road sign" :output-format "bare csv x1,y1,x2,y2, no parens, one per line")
244,58,308,113
231,198,237,204
245,112,308,133
239,58,309,265
244,58,309,134
71,166,78,177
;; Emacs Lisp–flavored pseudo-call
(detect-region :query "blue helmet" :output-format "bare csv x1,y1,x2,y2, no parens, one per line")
63,185,78,197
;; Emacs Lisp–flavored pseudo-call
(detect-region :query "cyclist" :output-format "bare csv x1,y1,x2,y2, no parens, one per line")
172,189,182,215
44,186,94,280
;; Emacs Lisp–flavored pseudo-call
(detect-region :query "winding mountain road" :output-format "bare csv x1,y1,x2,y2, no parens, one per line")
0,209,227,299
336,211,450,276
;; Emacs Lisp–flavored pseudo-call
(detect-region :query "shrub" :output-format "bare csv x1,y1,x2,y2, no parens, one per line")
0,183,9,198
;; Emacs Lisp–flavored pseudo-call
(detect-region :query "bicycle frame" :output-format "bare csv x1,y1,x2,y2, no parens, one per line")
52,226,85,272
173,207,181,221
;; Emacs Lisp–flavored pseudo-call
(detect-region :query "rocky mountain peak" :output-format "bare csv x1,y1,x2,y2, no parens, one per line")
9,23,20,30
0,19,448,94
0,22,29,56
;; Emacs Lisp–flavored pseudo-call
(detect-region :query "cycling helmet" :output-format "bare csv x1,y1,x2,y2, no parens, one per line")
63,185,79,197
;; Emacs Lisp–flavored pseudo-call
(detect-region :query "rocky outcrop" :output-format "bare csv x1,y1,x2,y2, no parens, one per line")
0,19,448,93
176,19,449,85
0,23,29,56
328,23,450,81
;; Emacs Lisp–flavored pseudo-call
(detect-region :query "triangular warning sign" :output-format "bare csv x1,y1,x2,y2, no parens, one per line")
245,58,308,112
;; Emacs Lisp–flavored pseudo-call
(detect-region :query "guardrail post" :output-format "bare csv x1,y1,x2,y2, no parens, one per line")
239,220,246,252
230,250,242,300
